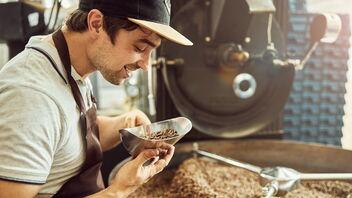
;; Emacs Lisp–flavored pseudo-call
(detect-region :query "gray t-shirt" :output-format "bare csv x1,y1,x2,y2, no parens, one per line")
0,35,94,196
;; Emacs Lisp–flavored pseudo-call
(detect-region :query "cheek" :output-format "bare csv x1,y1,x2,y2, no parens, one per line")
115,49,141,65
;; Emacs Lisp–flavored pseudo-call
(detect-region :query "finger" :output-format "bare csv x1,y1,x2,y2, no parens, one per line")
146,143,174,158
162,145,175,165
153,145,175,173
135,149,159,166
152,159,168,174
134,110,151,125
124,114,136,128
156,142,174,152
150,156,159,165
145,125,152,137
151,141,173,149
141,141,170,150
158,149,168,158
137,142,173,160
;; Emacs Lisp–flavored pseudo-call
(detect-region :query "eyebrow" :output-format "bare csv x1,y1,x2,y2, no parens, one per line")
137,38,159,48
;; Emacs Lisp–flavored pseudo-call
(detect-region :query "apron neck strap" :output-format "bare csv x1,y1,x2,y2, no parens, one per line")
53,29,86,113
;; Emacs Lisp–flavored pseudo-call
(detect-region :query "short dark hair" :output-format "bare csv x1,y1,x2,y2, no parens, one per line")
65,9,139,44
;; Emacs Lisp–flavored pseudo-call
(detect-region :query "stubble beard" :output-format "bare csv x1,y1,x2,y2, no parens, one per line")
89,53,124,86
99,67,124,85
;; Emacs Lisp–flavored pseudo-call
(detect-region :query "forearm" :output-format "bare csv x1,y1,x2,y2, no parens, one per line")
85,185,130,198
97,115,125,152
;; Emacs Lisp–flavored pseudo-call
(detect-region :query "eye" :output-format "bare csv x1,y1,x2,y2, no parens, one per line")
134,45,146,53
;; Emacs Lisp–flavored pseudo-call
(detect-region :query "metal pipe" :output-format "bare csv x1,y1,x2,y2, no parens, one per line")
267,13,273,45
300,173,352,180
195,150,262,174
295,41,319,70
262,181,278,198
147,51,157,116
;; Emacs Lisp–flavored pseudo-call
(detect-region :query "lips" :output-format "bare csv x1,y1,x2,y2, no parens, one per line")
124,66,132,78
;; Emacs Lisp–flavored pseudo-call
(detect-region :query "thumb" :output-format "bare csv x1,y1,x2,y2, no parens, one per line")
124,114,136,128
135,149,159,166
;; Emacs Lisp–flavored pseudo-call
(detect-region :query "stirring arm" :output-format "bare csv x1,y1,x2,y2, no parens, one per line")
300,173,352,180
194,149,262,174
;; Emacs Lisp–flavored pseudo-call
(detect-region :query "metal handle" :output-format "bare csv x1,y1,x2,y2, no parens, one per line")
295,42,319,70
195,150,262,174
147,67,156,116
300,173,352,180
262,181,278,198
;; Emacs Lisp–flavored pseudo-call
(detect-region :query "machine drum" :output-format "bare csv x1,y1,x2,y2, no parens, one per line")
160,0,295,138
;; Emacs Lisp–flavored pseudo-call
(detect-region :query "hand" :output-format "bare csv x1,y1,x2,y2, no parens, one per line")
110,144,175,196
96,109,151,151
122,109,151,128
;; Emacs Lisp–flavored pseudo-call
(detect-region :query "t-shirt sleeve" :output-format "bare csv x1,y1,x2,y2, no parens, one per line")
0,85,63,184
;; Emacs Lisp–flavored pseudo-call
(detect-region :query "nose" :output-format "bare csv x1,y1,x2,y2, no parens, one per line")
137,51,152,71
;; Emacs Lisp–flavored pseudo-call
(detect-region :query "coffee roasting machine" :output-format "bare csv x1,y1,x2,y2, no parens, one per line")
106,0,352,197
154,0,342,139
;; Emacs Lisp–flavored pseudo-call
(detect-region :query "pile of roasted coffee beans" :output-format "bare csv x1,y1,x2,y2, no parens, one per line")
144,129,178,140
129,157,352,198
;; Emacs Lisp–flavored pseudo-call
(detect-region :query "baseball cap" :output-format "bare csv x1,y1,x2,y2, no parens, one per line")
79,0,193,46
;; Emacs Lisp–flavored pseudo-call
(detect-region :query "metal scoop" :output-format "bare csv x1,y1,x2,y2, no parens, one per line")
260,167,352,197
194,147,352,198
120,117,192,157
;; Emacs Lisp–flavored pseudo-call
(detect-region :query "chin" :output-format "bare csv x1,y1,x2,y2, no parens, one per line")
108,78,125,86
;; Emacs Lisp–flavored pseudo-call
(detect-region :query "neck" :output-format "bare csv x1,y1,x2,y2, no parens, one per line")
60,27,96,78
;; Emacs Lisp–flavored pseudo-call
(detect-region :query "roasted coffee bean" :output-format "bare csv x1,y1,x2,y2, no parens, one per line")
129,158,352,198
143,129,179,140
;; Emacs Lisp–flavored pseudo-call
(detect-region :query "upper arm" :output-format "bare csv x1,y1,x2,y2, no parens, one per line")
0,85,63,192
0,179,42,198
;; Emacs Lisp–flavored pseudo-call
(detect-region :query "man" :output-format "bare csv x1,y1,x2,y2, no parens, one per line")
0,0,192,197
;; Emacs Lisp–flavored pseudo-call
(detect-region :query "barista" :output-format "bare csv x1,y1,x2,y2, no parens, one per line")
0,0,192,197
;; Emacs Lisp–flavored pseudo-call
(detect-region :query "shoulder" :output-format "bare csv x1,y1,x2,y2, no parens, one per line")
1,46,66,86
0,85,67,136
0,46,76,117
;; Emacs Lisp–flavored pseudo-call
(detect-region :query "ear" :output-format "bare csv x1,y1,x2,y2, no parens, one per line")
87,9,104,37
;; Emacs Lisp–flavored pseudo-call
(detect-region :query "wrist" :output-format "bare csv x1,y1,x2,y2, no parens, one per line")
113,115,125,130
107,182,136,198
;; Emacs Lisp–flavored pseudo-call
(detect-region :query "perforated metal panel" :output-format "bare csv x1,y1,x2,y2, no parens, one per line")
283,2,351,146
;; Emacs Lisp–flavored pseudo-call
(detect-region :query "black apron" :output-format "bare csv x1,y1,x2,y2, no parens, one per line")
28,29,105,197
